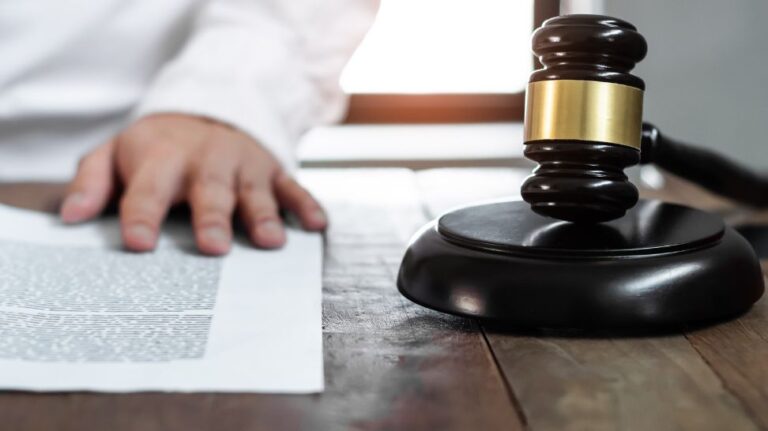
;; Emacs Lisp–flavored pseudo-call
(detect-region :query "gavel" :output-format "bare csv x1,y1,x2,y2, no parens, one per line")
396,13,765,329
521,14,768,223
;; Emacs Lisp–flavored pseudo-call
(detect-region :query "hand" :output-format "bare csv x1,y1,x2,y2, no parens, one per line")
59,114,327,255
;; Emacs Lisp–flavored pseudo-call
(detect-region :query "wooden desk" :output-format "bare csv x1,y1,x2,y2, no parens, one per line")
0,168,766,431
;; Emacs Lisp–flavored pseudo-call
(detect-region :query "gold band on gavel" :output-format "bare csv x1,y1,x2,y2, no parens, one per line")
523,79,644,150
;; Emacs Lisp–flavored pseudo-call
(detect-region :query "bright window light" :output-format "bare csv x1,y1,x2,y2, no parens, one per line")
340,0,534,94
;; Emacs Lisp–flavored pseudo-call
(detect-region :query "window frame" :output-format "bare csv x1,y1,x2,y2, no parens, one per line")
343,0,560,124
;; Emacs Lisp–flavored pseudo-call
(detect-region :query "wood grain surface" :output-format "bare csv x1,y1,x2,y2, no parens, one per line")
415,167,768,431
0,167,766,431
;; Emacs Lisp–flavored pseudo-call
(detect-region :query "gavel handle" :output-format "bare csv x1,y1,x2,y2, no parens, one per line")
640,123,768,207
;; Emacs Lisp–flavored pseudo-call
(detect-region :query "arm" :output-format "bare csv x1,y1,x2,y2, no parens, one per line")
134,0,380,171
60,0,380,254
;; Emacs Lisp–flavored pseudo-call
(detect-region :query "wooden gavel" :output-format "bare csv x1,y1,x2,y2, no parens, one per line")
521,14,768,223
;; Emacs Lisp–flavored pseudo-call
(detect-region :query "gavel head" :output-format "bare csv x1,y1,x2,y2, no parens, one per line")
521,15,648,223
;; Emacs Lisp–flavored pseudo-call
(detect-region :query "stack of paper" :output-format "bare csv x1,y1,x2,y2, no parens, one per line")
0,203,323,393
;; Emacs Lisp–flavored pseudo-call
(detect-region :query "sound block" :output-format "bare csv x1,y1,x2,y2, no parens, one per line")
397,200,764,329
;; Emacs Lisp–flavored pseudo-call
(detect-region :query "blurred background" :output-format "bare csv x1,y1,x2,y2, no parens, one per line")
341,0,533,94
301,0,768,170
605,0,768,170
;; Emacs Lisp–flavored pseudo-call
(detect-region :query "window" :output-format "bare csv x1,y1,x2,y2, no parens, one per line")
341,0,560,123
341,0,534,94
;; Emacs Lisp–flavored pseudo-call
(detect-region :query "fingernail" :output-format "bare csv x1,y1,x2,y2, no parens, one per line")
201,226,229,248
60,193,90,222
309,209,327,227
256,220,284,247
64,192,88,207
127,224,155,247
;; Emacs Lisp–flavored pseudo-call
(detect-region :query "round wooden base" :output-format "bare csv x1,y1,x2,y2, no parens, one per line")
397,200,764,329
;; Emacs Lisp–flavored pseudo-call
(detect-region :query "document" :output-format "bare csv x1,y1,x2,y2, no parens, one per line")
0,203,323,393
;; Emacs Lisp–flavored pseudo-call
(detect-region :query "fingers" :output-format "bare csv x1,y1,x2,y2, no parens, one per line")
91,114,324,254
119,158,185,252
274,172,327,231
238,166,286,249
60,140,116,223
188,156,238,256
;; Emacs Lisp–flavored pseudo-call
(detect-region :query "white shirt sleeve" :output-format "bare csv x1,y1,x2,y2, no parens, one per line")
132,0,379,171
